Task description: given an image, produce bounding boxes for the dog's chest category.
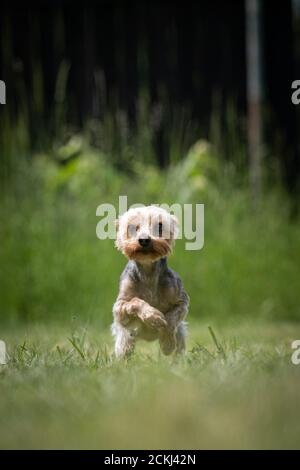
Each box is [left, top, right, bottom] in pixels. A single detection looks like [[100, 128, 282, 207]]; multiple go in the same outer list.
[[134, 278, 176, 313]]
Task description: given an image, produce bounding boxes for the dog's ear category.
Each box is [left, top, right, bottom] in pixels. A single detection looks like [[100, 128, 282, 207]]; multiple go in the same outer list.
[[114, 217, 122, 250], [171, 214, 179, 225], [170, 214, 179, 239]]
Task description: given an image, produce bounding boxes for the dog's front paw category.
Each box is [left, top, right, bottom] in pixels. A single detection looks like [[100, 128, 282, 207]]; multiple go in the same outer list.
[[127, 297, 144, 316], [140, 306, 167, 330]]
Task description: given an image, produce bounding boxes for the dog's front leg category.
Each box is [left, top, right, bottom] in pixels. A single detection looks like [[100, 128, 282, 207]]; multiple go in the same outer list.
[[113, 298, 139, 326], [113, 297, 167, 330], [159, 297, 189, 355], [164, 299, 189, 330]]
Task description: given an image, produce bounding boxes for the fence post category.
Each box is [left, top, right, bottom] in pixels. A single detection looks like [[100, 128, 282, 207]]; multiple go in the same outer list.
[[246, 0, 263, 203]]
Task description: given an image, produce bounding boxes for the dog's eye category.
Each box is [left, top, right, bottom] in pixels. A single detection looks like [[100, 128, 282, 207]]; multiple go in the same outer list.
[[153, 222, 163, 237], [158, 222, 163, 237], [128, 224, 139, 237]]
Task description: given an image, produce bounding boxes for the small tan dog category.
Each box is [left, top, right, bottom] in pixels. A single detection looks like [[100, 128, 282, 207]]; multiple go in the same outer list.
[[112, 205, 189, 358]]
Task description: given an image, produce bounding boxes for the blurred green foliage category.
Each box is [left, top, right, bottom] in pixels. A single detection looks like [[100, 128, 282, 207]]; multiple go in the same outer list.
[[0, 127, 299, 326]]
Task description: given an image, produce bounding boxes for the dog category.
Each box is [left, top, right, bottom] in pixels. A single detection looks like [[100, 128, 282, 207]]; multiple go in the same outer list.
[[111, 205, 189, 358]]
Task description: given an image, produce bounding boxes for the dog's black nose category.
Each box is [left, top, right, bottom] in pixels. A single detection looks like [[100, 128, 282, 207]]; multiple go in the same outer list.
[[139, 237, 151, 247]]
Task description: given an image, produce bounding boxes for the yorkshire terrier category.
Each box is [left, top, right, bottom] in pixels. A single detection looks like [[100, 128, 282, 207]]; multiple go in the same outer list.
[[112, 205, 189, 358]]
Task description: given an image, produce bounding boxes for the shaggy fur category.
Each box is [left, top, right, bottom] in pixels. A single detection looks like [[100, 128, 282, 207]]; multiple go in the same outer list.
[[112, 206, 189, 358]]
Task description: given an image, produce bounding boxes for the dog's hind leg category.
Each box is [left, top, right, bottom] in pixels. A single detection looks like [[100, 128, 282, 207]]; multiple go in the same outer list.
[[175, 322, 187, 354], [111, 323, 135, 359]]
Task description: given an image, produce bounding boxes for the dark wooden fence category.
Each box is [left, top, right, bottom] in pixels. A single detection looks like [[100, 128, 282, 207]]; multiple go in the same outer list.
[[0, 0, 299, 191]]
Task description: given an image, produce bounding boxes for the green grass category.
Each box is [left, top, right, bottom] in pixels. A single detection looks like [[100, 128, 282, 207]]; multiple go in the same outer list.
[[1, 321, 300, 449]]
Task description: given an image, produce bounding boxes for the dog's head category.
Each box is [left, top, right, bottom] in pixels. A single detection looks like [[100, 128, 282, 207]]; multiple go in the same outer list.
[[115, 206, 178, 263]]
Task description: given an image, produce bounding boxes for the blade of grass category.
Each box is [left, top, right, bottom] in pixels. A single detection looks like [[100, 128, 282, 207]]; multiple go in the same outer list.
[[68, 337, 86, 360], [208, 326, 227, 360]]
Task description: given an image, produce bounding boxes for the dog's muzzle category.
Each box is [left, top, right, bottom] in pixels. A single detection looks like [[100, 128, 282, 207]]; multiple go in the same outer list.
[[138, 237, 151, 248]]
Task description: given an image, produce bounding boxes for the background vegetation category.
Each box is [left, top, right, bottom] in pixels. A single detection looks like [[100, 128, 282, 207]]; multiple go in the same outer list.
[[1, 111, 299, 327]]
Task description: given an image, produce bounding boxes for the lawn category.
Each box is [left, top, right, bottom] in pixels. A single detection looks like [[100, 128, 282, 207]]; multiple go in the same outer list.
[[1, 320, 300, 449]]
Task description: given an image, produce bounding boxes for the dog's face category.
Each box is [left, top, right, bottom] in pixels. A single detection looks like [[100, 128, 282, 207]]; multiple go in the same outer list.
[[115, 206, 178, 263]]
